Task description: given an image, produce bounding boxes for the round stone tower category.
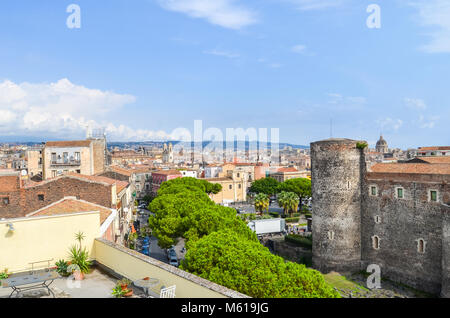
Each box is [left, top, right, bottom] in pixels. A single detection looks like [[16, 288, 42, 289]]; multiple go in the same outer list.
[[310, 138, 365, 273]]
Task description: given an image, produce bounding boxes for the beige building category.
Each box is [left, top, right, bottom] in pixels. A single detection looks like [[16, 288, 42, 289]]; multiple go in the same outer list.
[[270, 167, 308, 183], [42, 139, 106, 180], [26, 148, 43, 178], [206, 169, 249, 205]]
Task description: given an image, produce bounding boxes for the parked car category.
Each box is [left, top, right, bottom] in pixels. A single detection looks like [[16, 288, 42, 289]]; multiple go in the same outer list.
[[169, 256, 179, 267]]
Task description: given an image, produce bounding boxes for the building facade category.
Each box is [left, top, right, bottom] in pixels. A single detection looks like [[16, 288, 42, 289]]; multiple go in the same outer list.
[[42, 139, 106, 180], [310, 138, 450, 297]]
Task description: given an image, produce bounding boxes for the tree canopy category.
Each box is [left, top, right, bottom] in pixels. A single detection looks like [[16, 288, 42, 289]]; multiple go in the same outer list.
[[181, 230, 340, 298], [277, 178, 311, 200], [248, 177, 279, 196], [148, 175, 339, 298]]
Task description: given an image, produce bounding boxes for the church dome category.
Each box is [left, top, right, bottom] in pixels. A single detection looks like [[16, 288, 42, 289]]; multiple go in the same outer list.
[[376, 135, 387, 147]]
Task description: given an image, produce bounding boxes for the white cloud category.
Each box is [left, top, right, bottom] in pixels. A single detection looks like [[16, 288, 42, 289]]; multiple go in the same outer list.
[[203, 49, 240, 58], [0, 79, 172, 141], [327, 93, 367, 109], [418, 114, 440, 129], [411, 0, 450, 53], [157, 0, 257, 30], [376, 117, 403, 132], [291, 44, 307, 54], [404, 97, 427, 110], [287, 0, 345, 11]]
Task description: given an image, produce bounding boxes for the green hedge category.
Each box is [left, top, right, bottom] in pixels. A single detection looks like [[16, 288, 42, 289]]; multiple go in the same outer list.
[[292, 213, 301, 217], [285, 217, 300, 223], [285, 234, 312, 249]]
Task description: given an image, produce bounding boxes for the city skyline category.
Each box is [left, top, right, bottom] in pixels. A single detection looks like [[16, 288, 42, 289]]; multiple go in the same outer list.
[[0, 0, 449, 149]]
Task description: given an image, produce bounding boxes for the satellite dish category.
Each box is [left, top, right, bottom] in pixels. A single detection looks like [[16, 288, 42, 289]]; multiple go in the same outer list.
[[21, 170, 27, 176]]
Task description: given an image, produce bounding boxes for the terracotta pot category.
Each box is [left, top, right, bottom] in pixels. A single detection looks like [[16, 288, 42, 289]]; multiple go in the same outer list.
[[124, 289, 133, 297], [74, 271, 84, 281], [143, 277, 150, 281]]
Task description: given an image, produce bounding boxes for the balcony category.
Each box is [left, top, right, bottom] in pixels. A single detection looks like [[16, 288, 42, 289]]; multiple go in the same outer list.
[[0, 214, 248, 299], [50, 159, 81, 167]]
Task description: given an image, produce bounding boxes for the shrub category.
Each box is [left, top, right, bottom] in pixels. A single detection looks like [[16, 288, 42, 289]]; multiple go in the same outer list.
[[285, 234, 312, 249], [356, 142, 368, 150], [285, 217, 300, 223]]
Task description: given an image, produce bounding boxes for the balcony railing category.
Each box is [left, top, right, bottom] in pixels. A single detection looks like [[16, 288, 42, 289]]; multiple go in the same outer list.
[[50, 159, 81, 166]]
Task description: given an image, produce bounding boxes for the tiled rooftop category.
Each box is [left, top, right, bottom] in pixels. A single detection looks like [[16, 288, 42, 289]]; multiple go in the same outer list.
[[370, 163, 450, 175], [0, 175, 20, 192], [26, 197, 113, 225], [45, 140, 92, 148]]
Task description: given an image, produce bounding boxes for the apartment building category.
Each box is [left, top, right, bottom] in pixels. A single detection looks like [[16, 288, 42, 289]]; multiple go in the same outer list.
[[42, 139, 106, 180]]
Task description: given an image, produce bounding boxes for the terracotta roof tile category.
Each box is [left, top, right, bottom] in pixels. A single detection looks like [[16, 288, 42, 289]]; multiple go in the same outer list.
[[370, 163, 450, 175], [28, 198, 113, 224], [0, 176, 20, 192], [46, 140, 92, 147], [153, 170, 182, 176], [419, 157, 450, 164], [418, 146, 450, 151], [277, 167, 299, 173]]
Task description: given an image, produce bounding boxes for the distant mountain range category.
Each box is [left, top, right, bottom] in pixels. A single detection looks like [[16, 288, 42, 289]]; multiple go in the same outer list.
[[107, 140, 309, 150], [0, 139, 309, 150]]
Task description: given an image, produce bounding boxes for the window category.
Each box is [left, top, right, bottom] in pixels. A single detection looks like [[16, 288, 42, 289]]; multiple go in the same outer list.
[[2, 197, 9, 205], [417, 239, 426, 254], [76, 170, 81, 174], [396, 187, 404, 199], [374, 215, 381, 224], [238, 184, 242, 189], [63, 152, 68, 163], [372, 235, 380, 250], [327, 231, 335, 240], [38, 194, 45, 201], [370, 185, 377, 196], [237, 173, 240, 178], [429, 190, 438, 202], [51, 170, 57, 178], [51, 153, 57, 163], [229, 185, 232, 190]]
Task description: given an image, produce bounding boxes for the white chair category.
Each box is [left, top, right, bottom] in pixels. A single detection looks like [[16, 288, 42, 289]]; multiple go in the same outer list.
[[160, 285, 176, 298]]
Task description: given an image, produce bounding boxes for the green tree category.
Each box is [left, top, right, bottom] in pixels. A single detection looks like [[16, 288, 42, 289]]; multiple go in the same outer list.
[[277, 191, 299, 217], [254, 193, 269, 214], [181, 230, 340, 298], [278, 178, 311, 212], [249, 177, 279, 196]]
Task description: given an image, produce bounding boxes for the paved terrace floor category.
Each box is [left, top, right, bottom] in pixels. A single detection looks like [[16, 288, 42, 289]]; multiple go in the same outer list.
[[0, 267, 155, 298]]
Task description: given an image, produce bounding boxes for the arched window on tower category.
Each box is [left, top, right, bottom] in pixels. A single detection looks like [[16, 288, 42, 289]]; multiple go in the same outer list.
[[417, 239, 426, 254], [372, 235, 380, 250]]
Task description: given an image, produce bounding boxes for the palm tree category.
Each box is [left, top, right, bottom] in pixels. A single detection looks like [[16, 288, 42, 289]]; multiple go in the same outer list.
[[278, 191, 299, 217], [254, 193, 269, 214], [75, 231, 85, 250]]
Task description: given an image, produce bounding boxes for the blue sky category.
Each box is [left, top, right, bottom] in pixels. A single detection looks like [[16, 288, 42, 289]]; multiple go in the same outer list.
[[0, 0, 449, 148]]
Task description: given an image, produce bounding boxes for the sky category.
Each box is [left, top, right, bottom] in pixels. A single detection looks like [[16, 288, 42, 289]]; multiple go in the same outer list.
[[0, 0, 449, 148]]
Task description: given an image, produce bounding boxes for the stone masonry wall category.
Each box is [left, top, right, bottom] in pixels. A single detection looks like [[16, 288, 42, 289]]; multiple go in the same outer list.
[[361, 173, 449, 294], [311, 139, 363, 273]]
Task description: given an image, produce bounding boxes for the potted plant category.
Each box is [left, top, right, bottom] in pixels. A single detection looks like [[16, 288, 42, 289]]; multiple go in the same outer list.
[[117, 278, 133, 296], [112, 285, 126, 298], [66, 264, 84, 280], [55, 260, 70, 277], [0, 269, 9, 282], [67, 231, 92, 280], [118, 278, 132, 290]]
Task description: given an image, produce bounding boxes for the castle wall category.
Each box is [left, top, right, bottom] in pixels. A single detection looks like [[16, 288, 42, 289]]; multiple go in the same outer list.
[[310, 139, 363, 273], [442, 209, 450, 297], [361, 173, 449, 295]]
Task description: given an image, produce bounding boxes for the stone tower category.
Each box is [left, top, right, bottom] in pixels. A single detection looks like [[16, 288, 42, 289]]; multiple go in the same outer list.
[[310, 138, 365, 273], [162, 142, 174, 163]]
